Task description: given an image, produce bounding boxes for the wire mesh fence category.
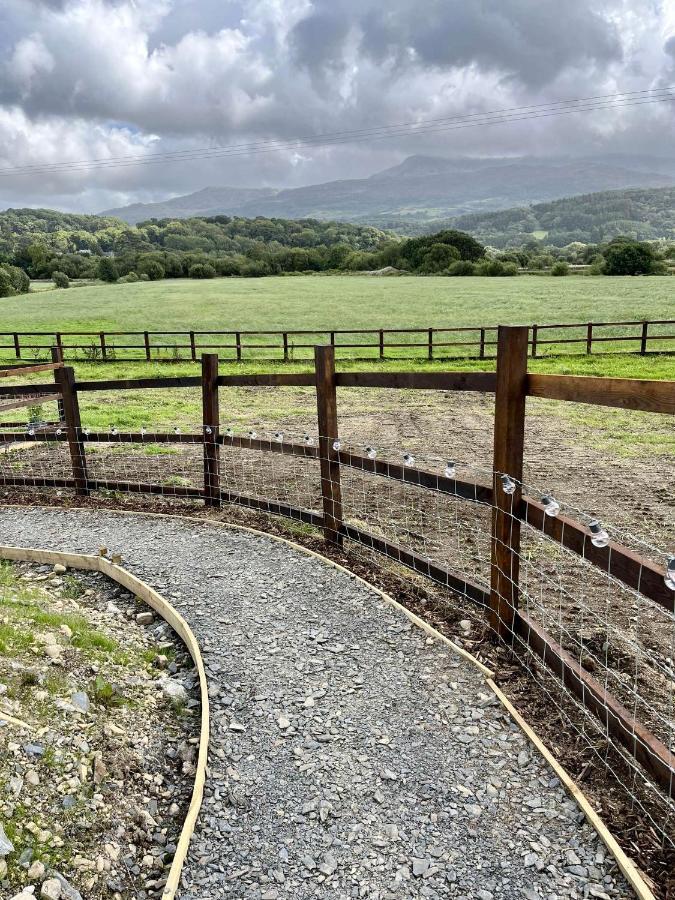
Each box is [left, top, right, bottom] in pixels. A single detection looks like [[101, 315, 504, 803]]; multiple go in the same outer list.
[[0, 424, 673, 858]]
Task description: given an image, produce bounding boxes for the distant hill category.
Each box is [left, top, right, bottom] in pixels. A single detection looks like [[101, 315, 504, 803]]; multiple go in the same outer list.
[[102, 186, 277, 225], [443, 187, 675, 247], [100, 154, 675, 225]]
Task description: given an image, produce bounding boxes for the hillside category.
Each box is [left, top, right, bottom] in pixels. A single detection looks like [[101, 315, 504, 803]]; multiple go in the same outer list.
[[444, 187, 675, 247], [0, 208, 390, 258], [100, 154, 675, 225]]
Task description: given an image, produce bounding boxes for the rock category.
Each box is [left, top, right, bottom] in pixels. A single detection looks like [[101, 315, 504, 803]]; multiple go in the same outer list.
[[0, 822, 14, 856], [459, 619, 472, 631], [44, 646, 62, 662], [276, 715, 291, 729], [154, 654, 169, 670], [565, 849, 581, 866], [60, 624, 72, 640], [93, 753, 107, 785], [40, 880, 62, 899], [28, 860, 46, 879], [50, 873, 82, 900], [11, 891, 36, 900], [517, 750, 530, 767], [318, 853, 337, 876], [70, 691, 90, 714], [412, 858, 430, 877], [136, 612, 154, 626], [53, 564, 67, 575], [159, 678, 188, 703]]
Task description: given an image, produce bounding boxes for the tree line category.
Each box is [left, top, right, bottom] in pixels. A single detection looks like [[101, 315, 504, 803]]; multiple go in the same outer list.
[[0, 207, 671, 296]]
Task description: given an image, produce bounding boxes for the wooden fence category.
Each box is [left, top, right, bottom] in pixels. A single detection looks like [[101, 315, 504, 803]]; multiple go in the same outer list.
[[0, 328, 673, 799], [1, 317, 674, 363]]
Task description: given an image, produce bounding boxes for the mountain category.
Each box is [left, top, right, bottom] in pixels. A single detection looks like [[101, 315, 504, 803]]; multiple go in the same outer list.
[[443, 187, 675, 247], [100, 154, 675, 225], [102, 186, 277, 224]]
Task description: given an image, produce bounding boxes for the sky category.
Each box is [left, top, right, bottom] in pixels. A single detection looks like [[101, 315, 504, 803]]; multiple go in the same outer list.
[[0, 0, 674, 212]]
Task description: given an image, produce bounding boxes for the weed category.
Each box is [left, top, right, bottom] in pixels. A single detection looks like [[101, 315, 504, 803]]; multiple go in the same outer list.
[[91, 675, 123, 707]]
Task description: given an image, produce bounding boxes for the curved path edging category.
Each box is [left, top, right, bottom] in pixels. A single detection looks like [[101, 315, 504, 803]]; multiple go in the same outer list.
[[0, 504, 655, 900], [0, 542, 210, 900]]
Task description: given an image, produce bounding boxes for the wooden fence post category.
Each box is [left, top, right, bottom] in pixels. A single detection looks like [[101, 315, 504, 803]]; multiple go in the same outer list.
[[489, 325, 528, 640], [283, 332, 289, 362], [99, 332, 107, 361], [55, 364, 88, 496], [379, 329, 384, 360], [640, 321, 649, 356], [428, 328, 434, 360], [479, 328, 485, 360], [235, 332, 242, 362], [190, 331, 197, 362], [50, 346, 65, 423], [531, 324, 538, 358], [201, 353, 220, 508], [315, 345, 343, 546], [144, 331, 151, 361], [13, 333, 21, 360], [586, 323, 593, 355]]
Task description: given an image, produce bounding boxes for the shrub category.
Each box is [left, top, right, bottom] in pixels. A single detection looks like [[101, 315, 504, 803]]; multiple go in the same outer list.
[[551, 261, 569, 277], [97, 257, 119, 282], [188, 262, 216, 279], [138, 259, 165, 281], [139, 272, 150, 281], [117, 271, 139, 284], [0, 267, 14, 297], [446, 260, 475, 276], [52, 271, 70, 288], [475, 259, 516, 276], [603, 241, 655, 276]]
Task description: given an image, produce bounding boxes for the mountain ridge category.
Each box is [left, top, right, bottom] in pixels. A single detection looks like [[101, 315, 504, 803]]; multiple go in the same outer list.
[[100, 154, 675, 225]]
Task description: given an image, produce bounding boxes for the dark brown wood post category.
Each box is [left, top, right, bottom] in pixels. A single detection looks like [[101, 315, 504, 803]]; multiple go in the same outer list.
[[13, 333, 21, 360], [51, 346, 65, 423], [144, 331, 151, 361], [640, 321, 648, 356], [586, 323, 593, 355], [201, 353, 220, 508], [55, 365, 89, 496], [531, 324, 538, 358], [235, 332, 242, 362], [379, 329, 384, 360], [190, 331, 197, 361], [329, 331, 335, 346], [56, 333, 63, 360], [489, 325, 528, 640], [283, 332, 289, 362], [428, 328, 433, 360], [315, 345, 343, 546], [99, 332, 107, 361], [479, 328, 486, 360]]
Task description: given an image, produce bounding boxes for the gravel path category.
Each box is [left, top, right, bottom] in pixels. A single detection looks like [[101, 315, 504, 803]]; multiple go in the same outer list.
[[0, 507, 635, 900]]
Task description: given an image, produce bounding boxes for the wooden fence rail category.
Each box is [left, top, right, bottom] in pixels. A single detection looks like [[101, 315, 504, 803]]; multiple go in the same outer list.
[[1, 318, 674, 364], [0, 335, 673, 797]]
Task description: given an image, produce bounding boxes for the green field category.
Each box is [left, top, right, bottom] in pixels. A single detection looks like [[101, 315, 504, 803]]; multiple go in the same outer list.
[[4, 274, 675, 332], [3, 274, 674, 370]]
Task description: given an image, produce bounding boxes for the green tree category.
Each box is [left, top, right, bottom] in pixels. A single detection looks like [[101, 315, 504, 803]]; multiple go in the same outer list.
[[551, 261, 569, 276], [138, 258, 165, 280], [419, 243, 461, 273], [602, 241, 655, 275], [97, 257, 119, 282]]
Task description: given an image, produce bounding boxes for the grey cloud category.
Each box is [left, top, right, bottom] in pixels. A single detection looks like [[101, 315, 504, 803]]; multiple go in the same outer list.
[[292, 0, 622, 86]]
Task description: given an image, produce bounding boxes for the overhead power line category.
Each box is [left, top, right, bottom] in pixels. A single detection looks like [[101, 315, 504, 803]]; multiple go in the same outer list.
[[0, 86, 673, 179]]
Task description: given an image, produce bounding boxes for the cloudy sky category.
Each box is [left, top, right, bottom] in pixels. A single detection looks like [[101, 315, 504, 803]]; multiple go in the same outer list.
[[0, 0, 674, 212]]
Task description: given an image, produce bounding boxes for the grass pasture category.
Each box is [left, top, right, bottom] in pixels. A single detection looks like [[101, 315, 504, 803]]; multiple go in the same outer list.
[[2, 274, 674, 366]]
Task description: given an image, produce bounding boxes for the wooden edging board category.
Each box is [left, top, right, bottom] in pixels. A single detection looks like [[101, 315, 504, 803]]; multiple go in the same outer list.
[[0, 542, 210, 900], [0, 505, 655, 900]]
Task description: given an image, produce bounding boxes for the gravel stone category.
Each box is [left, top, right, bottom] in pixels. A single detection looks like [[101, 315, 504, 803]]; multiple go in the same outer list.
[[0, 508, 636, 900]]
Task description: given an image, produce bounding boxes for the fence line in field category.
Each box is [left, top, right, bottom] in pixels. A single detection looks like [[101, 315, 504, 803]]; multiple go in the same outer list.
[[1, 317, 674, 364]]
